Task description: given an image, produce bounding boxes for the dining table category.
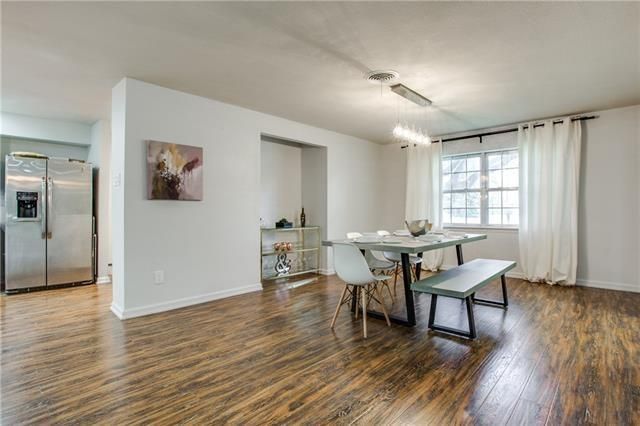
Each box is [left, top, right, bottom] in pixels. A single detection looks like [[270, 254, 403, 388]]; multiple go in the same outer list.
[[322, 233, 487, 326]]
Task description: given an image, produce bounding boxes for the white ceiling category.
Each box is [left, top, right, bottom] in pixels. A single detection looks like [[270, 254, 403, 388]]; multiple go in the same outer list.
[[2, 2, 639, 143]]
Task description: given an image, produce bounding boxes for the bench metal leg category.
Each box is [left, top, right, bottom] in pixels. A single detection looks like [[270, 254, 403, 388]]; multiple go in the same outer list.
[[427, 295, 477, 339], [472, 274, 509, 309], [465, 296, 477, 339], [428, 294, 438, 328]]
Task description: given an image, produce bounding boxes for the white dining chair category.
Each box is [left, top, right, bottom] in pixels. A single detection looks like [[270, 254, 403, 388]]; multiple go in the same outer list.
[[377, 230, 423, 296], [346, 232, 395, 300], [330, 242, 391, 338]]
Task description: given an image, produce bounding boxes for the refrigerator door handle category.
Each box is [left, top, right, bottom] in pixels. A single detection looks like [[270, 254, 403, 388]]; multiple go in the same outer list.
[[41, 177, 47, 239], [47, 177, 53, 239]]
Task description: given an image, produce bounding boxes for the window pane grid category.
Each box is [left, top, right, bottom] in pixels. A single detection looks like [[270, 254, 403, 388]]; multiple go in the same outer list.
[[442, 149, 519, 227]]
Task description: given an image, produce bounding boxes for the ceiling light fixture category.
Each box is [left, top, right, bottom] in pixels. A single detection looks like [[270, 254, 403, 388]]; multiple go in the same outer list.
[[389, 84, 433, 145], [390, 84, 432, 107]]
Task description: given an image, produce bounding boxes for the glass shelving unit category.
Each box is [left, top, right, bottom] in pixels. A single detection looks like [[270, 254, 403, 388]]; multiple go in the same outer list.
[[260, 226, 321, 282]]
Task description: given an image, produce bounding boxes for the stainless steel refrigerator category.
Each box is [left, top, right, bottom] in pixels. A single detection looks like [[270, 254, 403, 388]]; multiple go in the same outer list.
[[2, 154, 94, 292]]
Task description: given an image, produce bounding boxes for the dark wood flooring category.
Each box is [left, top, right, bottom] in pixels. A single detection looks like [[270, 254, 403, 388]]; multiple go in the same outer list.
[[1, 274, 639, 424]]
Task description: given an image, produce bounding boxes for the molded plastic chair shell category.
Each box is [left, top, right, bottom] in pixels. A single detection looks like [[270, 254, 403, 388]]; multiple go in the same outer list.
[[332, 242, 377, 286], [347, 232, 392, 267]]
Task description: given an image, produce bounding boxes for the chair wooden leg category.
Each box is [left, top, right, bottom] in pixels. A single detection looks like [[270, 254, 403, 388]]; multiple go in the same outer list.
[[361, 286, 368, 338], [375, 285, 391, 327], [330, 285, 349, 329], [385, 281, 395, 303]]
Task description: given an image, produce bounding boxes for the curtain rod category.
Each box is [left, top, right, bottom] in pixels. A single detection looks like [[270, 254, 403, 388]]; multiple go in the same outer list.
[[400, 115, 598, 148]]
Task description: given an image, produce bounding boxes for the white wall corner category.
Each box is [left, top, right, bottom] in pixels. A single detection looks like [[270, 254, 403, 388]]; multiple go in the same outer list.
[[110, 303, 125, 319], [113, 283, 263, 320], [318, 269, 335, 276]]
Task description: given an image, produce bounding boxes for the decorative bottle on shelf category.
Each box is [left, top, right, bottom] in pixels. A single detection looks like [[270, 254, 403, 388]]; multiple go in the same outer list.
[[300, 207, 306, 228]]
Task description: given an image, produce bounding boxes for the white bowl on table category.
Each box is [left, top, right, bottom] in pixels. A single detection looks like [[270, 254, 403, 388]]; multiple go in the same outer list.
[[354, 233, 381, 243]]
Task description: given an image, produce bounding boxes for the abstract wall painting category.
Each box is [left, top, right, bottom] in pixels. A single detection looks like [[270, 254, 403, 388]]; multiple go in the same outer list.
[[146, 140, 203, 201]]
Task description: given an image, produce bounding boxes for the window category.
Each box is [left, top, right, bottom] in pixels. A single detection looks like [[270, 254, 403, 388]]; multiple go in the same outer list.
[[442, 149, 519, 227]]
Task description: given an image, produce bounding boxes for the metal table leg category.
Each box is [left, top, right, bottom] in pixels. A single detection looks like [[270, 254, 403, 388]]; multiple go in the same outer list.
[[415, 252, 423, 280], [366, 252, 416, 327], [456, 244, 464, 265]]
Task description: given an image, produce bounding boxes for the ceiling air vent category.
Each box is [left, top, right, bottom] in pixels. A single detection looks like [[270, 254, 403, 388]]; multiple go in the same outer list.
[[365, 70, 400, 85]]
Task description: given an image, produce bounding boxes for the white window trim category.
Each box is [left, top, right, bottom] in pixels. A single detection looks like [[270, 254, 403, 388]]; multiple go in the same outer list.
[[442, 148, 520, 230]]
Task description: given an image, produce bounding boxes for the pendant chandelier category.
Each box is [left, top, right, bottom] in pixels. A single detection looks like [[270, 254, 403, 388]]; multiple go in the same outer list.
[[389, 84, 433, 145], [364, 71, 434, 145]]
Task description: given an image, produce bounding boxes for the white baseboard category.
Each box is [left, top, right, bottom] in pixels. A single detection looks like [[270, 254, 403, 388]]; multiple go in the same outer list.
[[319, 268, 335, 276], [110, 303, 125, 319], [96, 275, 111, 284], [110, 283, 263, 320], [576, 279, 639, 293]]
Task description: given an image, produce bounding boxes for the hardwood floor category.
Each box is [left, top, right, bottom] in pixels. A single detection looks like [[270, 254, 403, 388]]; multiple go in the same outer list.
[[1, 275, 639, 424]]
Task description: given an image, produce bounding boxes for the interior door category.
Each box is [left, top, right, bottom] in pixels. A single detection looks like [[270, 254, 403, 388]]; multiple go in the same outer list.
[[5, 156, 47, 290], [46, 159, 93, 286]]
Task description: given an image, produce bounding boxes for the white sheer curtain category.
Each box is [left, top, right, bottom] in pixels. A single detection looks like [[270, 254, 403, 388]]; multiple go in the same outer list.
[[405, 143, 443, 271], [518, 118, 582, 285]]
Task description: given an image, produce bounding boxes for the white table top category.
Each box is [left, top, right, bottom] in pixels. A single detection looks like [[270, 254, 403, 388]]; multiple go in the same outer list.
[[322, 233, 487, 254]]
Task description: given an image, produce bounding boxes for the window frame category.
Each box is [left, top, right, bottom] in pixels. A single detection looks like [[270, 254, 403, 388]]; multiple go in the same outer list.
[[441, 148, 519, 230]]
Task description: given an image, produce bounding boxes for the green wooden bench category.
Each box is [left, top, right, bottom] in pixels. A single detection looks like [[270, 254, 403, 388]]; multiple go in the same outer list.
[[411, 259, 516, 339]]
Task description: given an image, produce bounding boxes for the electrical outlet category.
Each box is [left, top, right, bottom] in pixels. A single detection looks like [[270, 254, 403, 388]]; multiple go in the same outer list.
[[154, 270, 164, 284]]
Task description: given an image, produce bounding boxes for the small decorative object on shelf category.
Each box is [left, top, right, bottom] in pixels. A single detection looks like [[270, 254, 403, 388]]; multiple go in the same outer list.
[[300, 207, 306, 227], [275, 218, 293, 228], [260, 226, 321, 284], [273, 241, 293, 251], [274, 253, 292, 276]]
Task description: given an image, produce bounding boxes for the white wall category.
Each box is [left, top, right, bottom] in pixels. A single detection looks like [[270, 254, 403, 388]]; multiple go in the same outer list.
[[111, 82, 126, 312], [577, 105, 639, 292], [0, 112, 91, 145], [88, 120, 112, 282], [0, 136, 89, 160], [301, 145, 328, 271], [381, 105, 640, 293], [260, 140, 302, 226], [379, 144, 407, 231], [111, 78, 386, 318]]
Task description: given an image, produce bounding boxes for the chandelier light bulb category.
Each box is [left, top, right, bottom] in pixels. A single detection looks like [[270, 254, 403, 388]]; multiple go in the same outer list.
[[393, 123, 403, 138], [390, 122, 432, 145], [424, 133, 432, 145]]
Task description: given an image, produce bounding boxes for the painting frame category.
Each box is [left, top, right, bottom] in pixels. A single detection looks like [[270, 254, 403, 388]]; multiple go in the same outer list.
[[146, 140, 203, 201]]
